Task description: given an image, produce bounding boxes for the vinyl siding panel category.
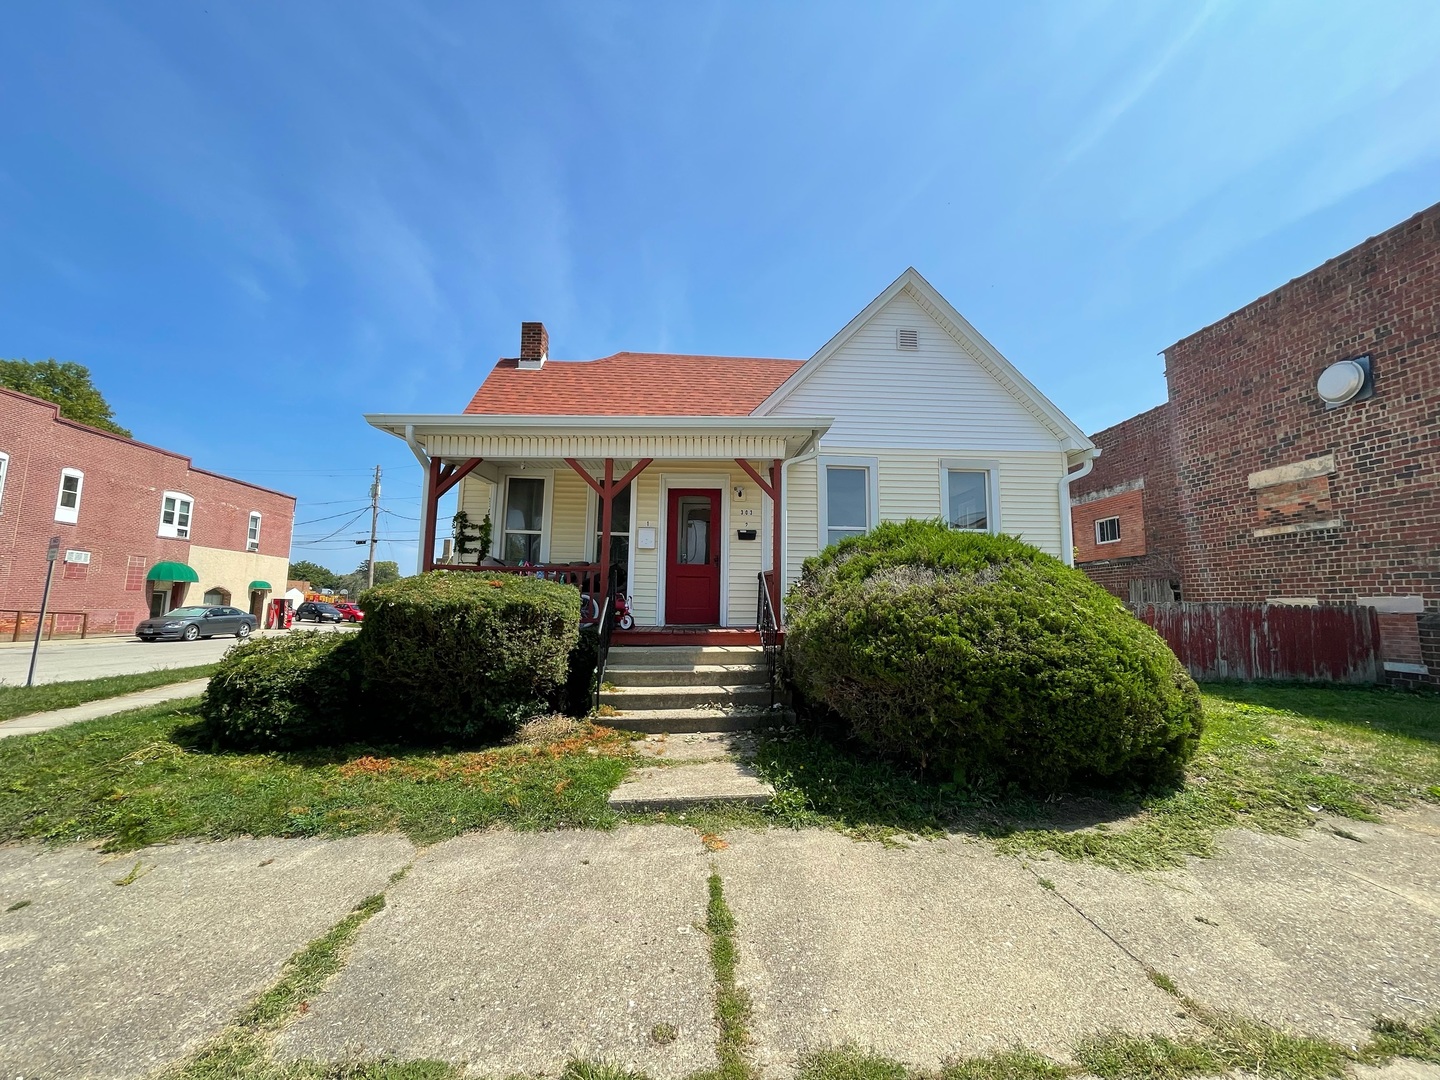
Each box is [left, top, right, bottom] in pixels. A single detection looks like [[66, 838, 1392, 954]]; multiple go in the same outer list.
[[548, 470, 589, 562], [768, 292, 1065, 451]]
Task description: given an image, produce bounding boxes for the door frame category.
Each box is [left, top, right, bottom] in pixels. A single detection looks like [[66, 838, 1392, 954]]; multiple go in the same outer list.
[[656, 473, 730, 626]]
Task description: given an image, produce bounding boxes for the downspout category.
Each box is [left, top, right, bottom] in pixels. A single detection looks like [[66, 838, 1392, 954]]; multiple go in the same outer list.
[[777, 431, 824, 621], [1059, 447, 1100, 567], [405, 424, 432, 576]]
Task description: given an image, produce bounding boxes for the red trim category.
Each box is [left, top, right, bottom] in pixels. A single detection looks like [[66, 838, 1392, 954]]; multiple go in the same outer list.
[[436, 457, 483, 497], [613, 627, 770, 647], [734, 458, 776, 500], [422, 457, 442, 572]]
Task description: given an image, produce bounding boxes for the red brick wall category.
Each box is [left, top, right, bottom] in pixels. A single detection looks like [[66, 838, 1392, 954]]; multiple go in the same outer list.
[[1073, 489, 1147, 564], [0, 389, 295, 634], [1070, 404, 1184, 599], [1162, 203, 1440, 622]]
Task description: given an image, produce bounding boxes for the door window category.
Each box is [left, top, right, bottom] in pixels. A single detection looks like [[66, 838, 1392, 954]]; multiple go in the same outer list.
[[503, 476, 545, 562], [675, 495, 712, 565]]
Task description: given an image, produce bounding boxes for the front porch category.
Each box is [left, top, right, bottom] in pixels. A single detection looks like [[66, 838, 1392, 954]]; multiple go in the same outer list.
[[366, 415, 830, 630]]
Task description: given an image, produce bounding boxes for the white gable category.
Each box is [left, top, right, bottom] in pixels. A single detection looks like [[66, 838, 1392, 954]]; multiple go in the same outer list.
[[756, 271, 1092, 453]]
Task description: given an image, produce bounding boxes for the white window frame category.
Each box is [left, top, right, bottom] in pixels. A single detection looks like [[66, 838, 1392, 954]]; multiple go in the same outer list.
[[940, 459, 1000, 534], [1095, 516, 1122, 544], [497, 471, 553, 563], [0, 450, 8, 515], [55, 468, 84, 524], [818, 455, 879, 548], [247, 511, 262, 551], [158, 491, 194, 539]]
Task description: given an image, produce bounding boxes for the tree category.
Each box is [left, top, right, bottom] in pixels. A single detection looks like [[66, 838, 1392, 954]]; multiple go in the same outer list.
[[336, 560, 401, 596], [287, 560, 340, 591], [0, 359, 131, 437]]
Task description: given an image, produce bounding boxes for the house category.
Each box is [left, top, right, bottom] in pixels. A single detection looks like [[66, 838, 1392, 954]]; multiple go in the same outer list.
[[0, 387, 295, 636], [1071, 202, 1439, 684], [367, 268, 1096, 636]]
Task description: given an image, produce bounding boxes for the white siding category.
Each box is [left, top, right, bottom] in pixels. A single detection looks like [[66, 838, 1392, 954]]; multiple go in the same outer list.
[[548, 469, 589, 562], [768, 291, 1064, 451]]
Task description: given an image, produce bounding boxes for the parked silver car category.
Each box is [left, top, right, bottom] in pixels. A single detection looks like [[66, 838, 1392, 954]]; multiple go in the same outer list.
[[136, 605, 257, 642]]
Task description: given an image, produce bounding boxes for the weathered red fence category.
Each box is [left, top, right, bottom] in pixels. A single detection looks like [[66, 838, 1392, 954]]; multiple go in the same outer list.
[[1130, 602, 1381, 683]]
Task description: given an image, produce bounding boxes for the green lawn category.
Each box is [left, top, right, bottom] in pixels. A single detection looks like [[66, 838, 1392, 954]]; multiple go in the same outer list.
[[0, 664, 219, 722], [0, 682, 1434, 864], [0, 703, 635, 850]]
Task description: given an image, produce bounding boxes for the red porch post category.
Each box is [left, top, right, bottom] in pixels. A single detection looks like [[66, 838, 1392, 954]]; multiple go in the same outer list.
[[598, 458, 614, 614], [422, 456, 442, 572]]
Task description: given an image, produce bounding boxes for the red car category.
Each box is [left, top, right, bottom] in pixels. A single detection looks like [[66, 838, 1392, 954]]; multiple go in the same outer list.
[[333, 602, 364, 623]]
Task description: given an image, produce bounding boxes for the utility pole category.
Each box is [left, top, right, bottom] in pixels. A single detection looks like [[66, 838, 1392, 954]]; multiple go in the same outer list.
[[367, 465, 381, 589]]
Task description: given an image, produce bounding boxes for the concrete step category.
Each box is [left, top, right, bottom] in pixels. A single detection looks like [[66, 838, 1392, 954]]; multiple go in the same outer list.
[[605, 663, 769, 688], [599, 682, 771, 712], [607, 759, 774, 812], [605, 644, 764, 667], [598, 706, 790, 734]]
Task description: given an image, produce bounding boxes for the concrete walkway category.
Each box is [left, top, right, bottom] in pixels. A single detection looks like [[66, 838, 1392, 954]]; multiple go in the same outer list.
[[0, 677, 209, 739], [1, 813, 1437, 1079]]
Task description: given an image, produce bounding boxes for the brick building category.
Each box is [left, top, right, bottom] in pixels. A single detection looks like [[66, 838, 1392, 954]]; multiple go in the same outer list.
[[1071, 202, 1440, 683], [0, 388, 295, 636]]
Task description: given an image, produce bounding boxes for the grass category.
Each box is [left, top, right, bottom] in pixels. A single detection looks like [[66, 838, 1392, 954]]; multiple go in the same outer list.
[[701, 870, 753, 1080], [0, 663, 218, 722], [0, 702, 637, 851], [689, 681, 1439, 870]]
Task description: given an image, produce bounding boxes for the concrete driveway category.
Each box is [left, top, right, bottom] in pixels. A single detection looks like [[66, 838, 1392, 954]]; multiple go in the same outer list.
[[0, 624, 356, 686]]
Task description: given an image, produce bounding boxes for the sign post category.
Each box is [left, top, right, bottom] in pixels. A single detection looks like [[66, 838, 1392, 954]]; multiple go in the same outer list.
[[26, 536, 61, 688]]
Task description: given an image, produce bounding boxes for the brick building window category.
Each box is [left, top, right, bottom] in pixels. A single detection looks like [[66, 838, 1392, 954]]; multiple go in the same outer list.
[[0, 450, 8, 514], [1096, 516, 1121, 544], [247, 511, 262, 551], [125, 555, 147, 592], [55, 468, 83, 524], [159, 492, 193, 539]]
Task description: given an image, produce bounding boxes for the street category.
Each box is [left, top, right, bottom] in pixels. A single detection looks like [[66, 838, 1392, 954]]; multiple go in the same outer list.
[[0, 625, 355, 686]]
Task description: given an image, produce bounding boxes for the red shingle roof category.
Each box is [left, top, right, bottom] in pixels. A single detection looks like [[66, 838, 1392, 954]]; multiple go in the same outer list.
[[464, 352, 805, 416]]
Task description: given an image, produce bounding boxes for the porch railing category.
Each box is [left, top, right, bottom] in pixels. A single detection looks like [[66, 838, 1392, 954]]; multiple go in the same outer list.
[[756, 570, 782, 708], [442, 562, 605, 623], [2, 609, 91, 642]]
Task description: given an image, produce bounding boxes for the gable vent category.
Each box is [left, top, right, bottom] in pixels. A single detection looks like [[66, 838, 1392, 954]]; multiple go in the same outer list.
[[896, 328, 919, 350]]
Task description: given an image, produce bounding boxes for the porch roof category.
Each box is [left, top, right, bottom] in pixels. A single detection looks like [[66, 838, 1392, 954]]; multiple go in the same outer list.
[[365, 413, 833, 461]]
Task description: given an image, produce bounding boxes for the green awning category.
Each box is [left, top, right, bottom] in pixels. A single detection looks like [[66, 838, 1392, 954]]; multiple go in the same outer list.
[[146, 561, 199, 583], [248, 580, 272, 591]]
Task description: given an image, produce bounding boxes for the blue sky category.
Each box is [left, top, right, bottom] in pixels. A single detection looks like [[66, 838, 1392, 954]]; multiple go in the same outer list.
[[3, 2, 1438, 573]]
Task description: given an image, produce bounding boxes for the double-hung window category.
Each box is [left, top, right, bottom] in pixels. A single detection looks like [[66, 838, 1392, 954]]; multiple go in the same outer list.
[[819, 457, 878, 548], [159, 492, 193, 539], [55, 468, 84, 524], [502, 476, 546, 562], [941, 461, 998, 533], [0, 451, 9, 515], [592, 482, 632, 592], [247, 511, 262, 551]]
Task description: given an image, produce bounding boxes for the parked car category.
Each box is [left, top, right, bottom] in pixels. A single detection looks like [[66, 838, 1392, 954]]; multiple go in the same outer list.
[[333, 601, 364, 623], [294, 601, 345, 624], [137, 605, 257, 642]]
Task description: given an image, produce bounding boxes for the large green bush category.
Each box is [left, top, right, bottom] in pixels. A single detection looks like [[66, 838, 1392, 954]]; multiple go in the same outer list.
[[201, 632, 363, 750], [358, 571, 580, 742], [784, 520, 1202, 792]]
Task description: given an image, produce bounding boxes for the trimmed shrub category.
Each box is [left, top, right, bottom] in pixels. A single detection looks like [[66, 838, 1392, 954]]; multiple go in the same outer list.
[[201, 632, 363, 750], [784, 520, 1203, 792], [358, 571, 580, 742]]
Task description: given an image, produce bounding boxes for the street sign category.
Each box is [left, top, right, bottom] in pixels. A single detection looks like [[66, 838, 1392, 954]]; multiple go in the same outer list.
[[29, 537, 63, 686], [46, 536, 60, 562]]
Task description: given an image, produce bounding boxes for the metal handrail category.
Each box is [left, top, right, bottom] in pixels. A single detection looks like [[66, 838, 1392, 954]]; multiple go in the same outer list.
[[593, 564, 621, 711], [3, 609, 90, 642], [755, 570, 781, 708]]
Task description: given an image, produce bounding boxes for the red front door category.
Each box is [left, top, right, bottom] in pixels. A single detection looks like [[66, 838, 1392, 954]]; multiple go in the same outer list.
[[665, 488, 721, 625]]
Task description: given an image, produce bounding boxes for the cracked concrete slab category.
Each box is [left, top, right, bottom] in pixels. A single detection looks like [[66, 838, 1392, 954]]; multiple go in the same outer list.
[[277, 826, 717, 1079], [1034, 808, 1440, 1045], [0, 834, 414, 1080], [714, 829, 1192, 1074]]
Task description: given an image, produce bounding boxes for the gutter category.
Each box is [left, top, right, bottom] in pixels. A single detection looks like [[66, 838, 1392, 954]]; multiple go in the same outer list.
[[405, 424, 432, 576], [777, 433, 825, 620], [1059, 448, 1100, 567]]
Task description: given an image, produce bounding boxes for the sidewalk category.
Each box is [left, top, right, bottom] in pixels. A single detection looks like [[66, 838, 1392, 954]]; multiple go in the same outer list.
[[0, 677, 210, 739]]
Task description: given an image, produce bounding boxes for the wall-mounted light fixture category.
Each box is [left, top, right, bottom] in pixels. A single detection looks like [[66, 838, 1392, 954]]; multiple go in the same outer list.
[[1317, 355, 1373, 407]]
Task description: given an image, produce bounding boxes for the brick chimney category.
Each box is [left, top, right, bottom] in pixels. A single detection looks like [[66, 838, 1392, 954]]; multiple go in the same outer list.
[[518, 322, 548, 369]]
